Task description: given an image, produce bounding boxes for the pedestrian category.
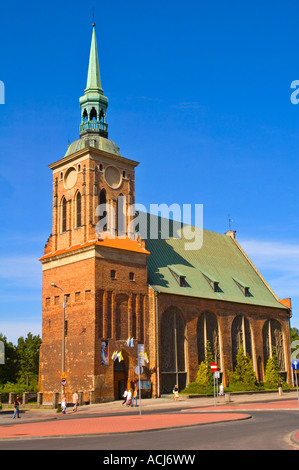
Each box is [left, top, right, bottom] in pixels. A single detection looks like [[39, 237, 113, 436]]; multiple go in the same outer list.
[[173, 384, 179, 401], [219, 384, 224, 396], [72, 391, 79, 412], [12, 394, 20, 419], [126, 388, 132, 406], [131, 386, 138, 407], [61, 395, 67, 414], [122, 388, 128, 405], [278, 381, 282, 396]]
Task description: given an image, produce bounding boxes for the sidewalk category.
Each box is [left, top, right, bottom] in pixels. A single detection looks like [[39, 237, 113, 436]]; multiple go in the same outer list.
[[0, 391, 299, 440]]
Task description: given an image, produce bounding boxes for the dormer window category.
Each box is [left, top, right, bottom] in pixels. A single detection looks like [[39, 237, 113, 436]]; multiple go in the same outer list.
[[201, 271, 220, 293], [168, 266, 186, 287], [233, 278, 251, 297]]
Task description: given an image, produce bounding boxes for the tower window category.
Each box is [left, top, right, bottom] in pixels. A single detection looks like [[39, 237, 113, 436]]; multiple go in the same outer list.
[[110, 270, 116, 280], [76, 191, 82, 228], [83, 109, 88, 122], [90, 107, 97, 121], [61, 197, 67, 232], [123, 170, 126, 178], [129, 272, 135, 281], [78, 164, 81, 172]]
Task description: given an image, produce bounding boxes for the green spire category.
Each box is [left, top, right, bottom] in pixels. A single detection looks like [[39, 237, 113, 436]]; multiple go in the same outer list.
[[79, 23, 108, 138], [86, 24, 102, 92]]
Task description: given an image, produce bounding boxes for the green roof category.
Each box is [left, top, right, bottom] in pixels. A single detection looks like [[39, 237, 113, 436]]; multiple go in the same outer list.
[[144, 218, 287, 310], [64, 135, 121, 158]]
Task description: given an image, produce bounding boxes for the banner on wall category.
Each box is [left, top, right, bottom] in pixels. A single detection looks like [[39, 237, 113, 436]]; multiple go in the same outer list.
[[101, 341, 108, 365]]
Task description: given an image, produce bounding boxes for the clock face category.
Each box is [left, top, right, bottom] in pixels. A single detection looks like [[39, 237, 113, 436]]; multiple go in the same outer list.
[[64, 167, 77, 189], [105, 165, 121, 189]]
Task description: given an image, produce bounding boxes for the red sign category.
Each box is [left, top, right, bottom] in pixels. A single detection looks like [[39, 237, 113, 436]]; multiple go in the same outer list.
[[210, 362, 218, 372]]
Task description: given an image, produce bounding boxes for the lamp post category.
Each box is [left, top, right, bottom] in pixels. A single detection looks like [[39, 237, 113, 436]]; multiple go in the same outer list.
[[51, 283, 66, 398]]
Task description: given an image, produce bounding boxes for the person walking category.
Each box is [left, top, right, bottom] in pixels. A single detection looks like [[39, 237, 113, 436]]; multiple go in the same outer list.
[[61, 395, 67, 414], [126, 388, 132, 406], [173, 385, 179, 401], [72, 391, 79, 412], [278, 381, 282, 396], [131, 386, 138, 407], [12, 395, 20, 419], [122, 388, 128, 405], [219, 384, 224, 396]]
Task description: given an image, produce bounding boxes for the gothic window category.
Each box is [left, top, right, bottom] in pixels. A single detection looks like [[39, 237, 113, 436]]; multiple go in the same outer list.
[[263, 319, 285, 372], [83, 109, 88, 122], [161, 307, 186, 393], [231, 315, 252, 370], [61, 197, 67, 232], [76, 191, 82, 228], [197, 312, 220, 366], [90, 107, 97, 121], [98, 189, 107, 231], [116, 194, 125, 236]]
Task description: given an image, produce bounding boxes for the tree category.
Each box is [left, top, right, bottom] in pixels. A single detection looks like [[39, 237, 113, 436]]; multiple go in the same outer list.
[[228, 345, 256, 389], [195, 341, 214, 389], [16, 333, 42, 388], [264, 349, 282, 386], [196, 361, 210, 388]]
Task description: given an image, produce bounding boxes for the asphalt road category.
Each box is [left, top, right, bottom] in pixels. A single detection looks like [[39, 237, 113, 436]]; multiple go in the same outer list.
[[0, 410, 298, 451]]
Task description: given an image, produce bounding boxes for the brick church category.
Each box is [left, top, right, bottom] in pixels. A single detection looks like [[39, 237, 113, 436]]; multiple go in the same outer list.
[[38, 25, 292, 403]]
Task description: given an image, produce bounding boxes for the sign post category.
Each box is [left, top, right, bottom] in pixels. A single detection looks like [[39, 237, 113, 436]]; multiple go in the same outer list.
[[211, 362, 218, 407], [292, 360, 299, 406], [137, 344, 145, 416]]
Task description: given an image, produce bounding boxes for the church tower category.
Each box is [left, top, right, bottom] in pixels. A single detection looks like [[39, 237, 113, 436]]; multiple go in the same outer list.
[[39, 25, 150, 403]]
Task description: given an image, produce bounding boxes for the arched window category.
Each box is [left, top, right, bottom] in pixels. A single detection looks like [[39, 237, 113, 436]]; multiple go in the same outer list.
[[99, 189, 107, 231], [263, 319, 285, 372], [83, 109, 88, 122], [90, 107, 97, 121], [197, 312, 220, 366], [61, 197, 67, 233], [76, 191, 82, 228], [116, 193, 125, 236], [161, 307, 186, 393], [231, 315, 252, 370]]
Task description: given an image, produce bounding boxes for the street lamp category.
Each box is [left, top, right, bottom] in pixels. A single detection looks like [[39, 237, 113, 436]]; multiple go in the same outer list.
[[51, 283, 66, 398]]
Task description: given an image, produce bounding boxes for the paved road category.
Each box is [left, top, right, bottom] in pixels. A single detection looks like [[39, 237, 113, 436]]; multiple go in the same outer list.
[[0, 410, 298, 450], [1, 392, 299, 450]]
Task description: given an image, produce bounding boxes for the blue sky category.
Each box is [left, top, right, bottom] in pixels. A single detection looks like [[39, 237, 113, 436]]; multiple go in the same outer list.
[[1, 0, 299, 344]]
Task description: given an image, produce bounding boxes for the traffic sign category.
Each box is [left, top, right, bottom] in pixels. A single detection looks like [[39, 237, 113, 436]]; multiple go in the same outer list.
[[61, 372, 67, 379], [210, 362, 218, 372], [61, 378, 67, 386], [134, 365, 143, 375], [292, 360, 299, 371]]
